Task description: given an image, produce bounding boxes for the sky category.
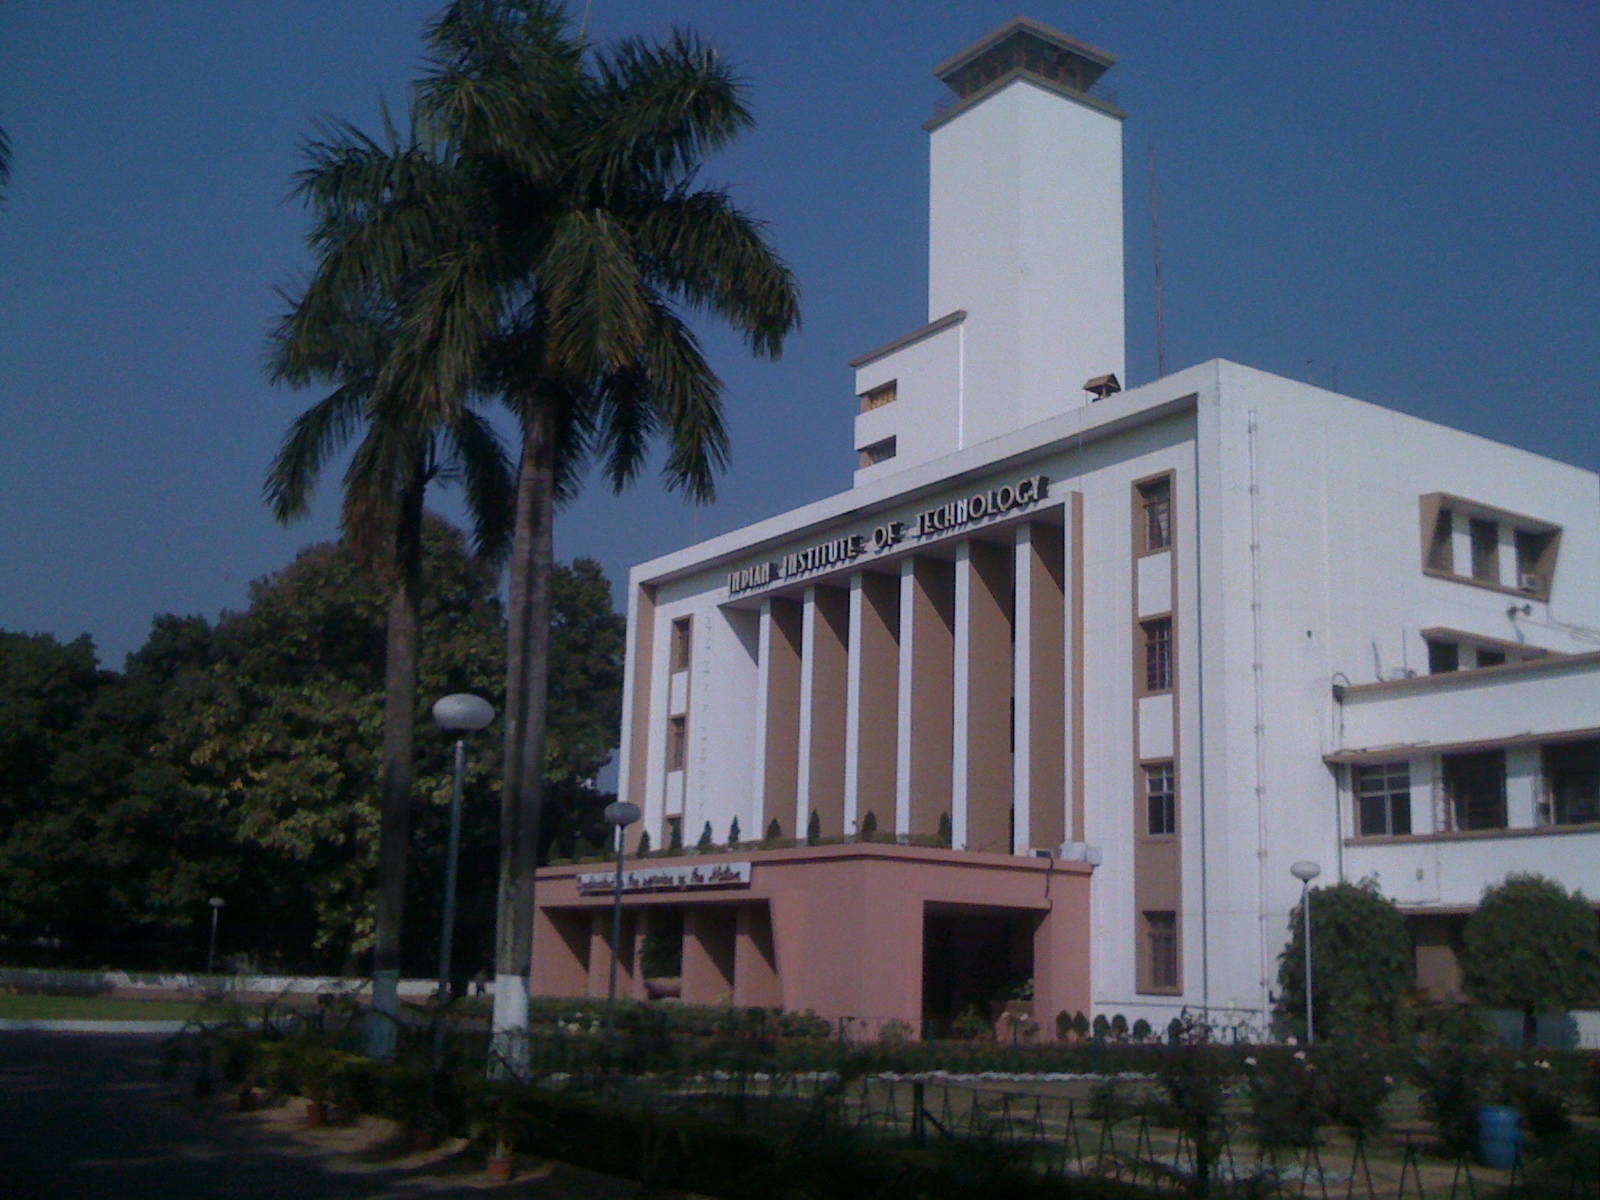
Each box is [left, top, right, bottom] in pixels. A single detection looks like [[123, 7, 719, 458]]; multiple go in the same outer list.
[[2, 1, 1597, 669]]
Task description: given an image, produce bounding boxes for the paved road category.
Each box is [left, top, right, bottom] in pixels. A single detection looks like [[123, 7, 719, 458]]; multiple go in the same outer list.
[[0, 1033, 638, 1199]]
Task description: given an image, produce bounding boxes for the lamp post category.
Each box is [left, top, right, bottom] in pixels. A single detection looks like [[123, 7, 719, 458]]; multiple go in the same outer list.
[[602, 800, 641, 1032], [430, 693, 495, 1063], [206, 896, 224, 976], [1290, 860, 1322, 1046]]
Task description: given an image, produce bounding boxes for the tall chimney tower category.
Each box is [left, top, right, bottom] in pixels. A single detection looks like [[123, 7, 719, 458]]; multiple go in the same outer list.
[[852, 19, 1126, 484]]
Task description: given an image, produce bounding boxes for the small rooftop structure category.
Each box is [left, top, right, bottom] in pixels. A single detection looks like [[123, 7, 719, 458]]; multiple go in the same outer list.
[[933, 16, 1116, 100]]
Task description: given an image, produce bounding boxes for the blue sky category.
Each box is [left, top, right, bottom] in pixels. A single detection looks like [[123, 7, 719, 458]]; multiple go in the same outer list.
[[2, 2, 1596, 667]]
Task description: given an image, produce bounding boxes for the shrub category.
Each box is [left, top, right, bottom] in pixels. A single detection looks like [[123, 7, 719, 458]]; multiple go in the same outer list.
[[1462, 873, 1600, 1048], [1278, 877, 1411, 1042], [1413, 1040, 1498, 1156], [1501, 1055, 1574, 1139], [1314, 1039, 1394, 1135], [766, 818, 782, 841], [728, 817, 741, 846], [859, 811, 879, 841], [697, 821, 714, 849], [1246, 1048, 1323, 1147], [806, 811, 821, 845], [1152, 1013, 1233, 1196]]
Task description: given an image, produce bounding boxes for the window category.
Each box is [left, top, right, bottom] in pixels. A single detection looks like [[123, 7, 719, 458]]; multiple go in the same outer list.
[[1427, 640, 1459, 674], [670, 617, 692, 673], [1139, 477, 1172, 553], [667, 715, 688, 772], [1426, 509, 1454, 572], [1353, 762, 1412, 836], [1145, 761, 1176, 836], [1515, 529, 1556, 594], [1142, 618, 1173, 693], [1475, 648, 1506, 669], [859, 380, 897, 413], [1145, 911, 1179, 990], [1543, 740, 1600, 827], [858, 436, 897, 468], [1469, 518, 1499, 583], [1442, 750, 1506, 830]]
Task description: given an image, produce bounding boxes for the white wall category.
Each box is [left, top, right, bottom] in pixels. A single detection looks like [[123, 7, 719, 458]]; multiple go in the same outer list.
[[927, 77, 1124, 450]]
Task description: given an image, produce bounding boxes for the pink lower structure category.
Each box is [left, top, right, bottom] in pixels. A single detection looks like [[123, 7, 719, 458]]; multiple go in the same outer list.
[[530, 841, 1093, 1039]]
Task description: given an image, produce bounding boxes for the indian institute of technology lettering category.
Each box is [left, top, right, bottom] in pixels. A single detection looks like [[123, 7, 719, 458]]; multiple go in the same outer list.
[[727, 474, 1049, 598]]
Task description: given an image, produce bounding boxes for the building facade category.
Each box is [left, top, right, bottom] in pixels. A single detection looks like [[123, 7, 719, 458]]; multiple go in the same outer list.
[[529, 19, 1600, 1037]]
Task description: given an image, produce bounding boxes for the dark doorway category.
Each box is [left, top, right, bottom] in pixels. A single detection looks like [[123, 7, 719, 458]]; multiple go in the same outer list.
[[922, 904, 1036, 1038]]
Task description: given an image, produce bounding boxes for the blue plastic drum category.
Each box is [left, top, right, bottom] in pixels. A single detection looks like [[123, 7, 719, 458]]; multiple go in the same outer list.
[[1478, 1105, 1521, 1169]]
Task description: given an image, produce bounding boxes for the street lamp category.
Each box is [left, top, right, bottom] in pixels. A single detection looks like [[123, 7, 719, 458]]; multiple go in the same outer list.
[[1290, 860, 1322, 1046], [206, 896, 224, 976], [430, 693, 495, 1061], [602, 800, 641, 1032]]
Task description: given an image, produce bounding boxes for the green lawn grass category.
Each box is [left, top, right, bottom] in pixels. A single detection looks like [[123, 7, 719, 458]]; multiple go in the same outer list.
[[0, 993, 202, 1020]]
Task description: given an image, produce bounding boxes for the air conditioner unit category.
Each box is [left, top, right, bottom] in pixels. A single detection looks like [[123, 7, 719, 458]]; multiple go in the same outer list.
[[1519, 573, 1542, 593]]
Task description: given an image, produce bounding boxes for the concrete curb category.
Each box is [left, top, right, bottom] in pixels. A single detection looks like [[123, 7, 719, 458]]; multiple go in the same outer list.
[[0, 1018, 189, 1033]]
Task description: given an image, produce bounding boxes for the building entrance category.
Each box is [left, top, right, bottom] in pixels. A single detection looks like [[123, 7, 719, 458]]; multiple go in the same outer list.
[[922, 903, 1037, 1038]]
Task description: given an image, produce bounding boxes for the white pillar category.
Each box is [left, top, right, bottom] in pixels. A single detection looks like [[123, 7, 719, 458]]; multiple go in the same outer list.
[[951, 542, 973, 849], [844, 574, 864, 836], [895, 559, 916, 835], [795, 586, 819, 838], [1012, 526, 1035, 855]]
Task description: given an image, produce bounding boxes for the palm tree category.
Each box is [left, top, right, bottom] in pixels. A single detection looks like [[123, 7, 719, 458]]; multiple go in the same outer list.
[[406, 1, 801, 1063], [279, 1, 800, 1067], [266, 112, 513, 1058]]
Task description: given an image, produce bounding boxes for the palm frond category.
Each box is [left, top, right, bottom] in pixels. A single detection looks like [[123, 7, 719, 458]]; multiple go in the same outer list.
[[263, 384, 371, 522], [0, 114, 12, 204], [636, 299, 728, 504], [417, 0, 580, 179], [582, 28, 750, 195], [444, 406, 516, 563], [634, 185, 800, 358], [540, 207, 653, 376]]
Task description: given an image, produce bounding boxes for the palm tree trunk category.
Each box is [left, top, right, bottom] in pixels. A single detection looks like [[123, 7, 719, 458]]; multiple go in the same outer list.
[[367, 462, 427, 1060], [492, 395, 557, 1074]]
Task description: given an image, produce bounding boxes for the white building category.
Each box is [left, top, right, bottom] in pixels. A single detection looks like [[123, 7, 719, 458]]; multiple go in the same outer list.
[[533, 18, 1600, 1035]]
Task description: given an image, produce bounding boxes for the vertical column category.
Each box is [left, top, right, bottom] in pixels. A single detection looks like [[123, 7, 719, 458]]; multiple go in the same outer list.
[[797, 585, 849, 838], [1067, 492, 1086, 840], [847, 572, 901, 834], [760, 598, 802, 839], [1015, 522, 1066, 853], [622, 584, 657, 844], [897, 557, 955, 839], [734, 903, 783, 1007], [955, 539, 1014, 853], [681, 906, 737, 1005]]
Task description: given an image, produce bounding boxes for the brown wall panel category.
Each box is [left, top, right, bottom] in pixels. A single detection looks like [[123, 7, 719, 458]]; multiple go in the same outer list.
[[964, 540, 1014, 853], [909, 558, 955, 837], [763, 598, 803, 831], [857, 572, 901, 823], [807, 585, 850, 837]]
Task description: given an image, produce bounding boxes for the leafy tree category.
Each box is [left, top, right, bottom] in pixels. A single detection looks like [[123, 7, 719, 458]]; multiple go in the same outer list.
[[267, 101, 514, 1050], [1462, 872, 1600, 1046], [389, 0, 800, 1047], [1277, 877, 1411, 1041]]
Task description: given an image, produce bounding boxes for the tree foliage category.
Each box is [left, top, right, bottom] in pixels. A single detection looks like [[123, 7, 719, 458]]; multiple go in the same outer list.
[[0, 524, 622, 976], [1277, 877, 1411, 1041], [1462, 872, 1600, 1038]]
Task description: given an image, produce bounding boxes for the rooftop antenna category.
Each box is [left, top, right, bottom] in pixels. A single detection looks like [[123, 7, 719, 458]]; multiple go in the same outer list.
[[1149, 144, 1167, 379]]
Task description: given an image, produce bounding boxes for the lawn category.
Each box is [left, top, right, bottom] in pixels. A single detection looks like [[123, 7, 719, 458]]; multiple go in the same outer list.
[[0, 993, 202, 1020]]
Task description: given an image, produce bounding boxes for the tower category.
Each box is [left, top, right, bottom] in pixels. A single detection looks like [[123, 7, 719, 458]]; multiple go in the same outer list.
[[853, 18, 1127, 484]]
